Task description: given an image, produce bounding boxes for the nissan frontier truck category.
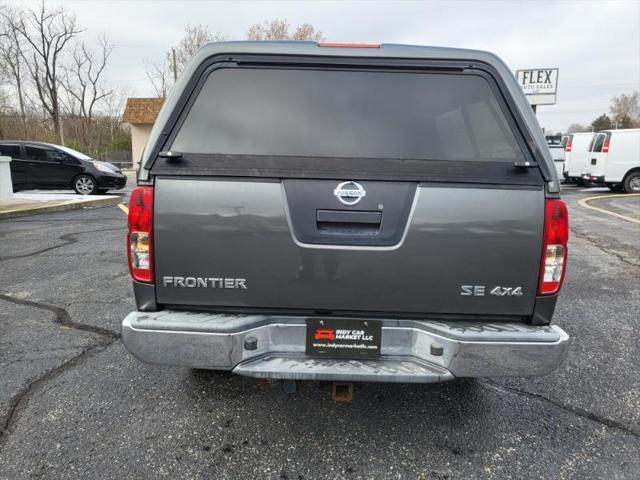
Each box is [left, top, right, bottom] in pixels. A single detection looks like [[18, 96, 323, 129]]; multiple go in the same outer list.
[[122, 42, 570, 385]]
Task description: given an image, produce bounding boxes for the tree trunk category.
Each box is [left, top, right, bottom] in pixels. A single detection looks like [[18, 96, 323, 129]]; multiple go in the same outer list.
[[55, 115, 65, 146], [16, 79, 27, 127]]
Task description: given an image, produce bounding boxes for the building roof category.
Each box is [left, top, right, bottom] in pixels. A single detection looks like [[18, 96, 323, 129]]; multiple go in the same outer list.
[[122, 98, 164, 125]]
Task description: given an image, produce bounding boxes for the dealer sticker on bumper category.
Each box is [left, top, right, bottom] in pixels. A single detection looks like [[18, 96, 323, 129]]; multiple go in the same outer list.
[[305, 318, 382, 358]]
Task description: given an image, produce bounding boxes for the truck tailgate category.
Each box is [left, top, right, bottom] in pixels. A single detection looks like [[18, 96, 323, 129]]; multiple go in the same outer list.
[[153, 177, 543, 316]]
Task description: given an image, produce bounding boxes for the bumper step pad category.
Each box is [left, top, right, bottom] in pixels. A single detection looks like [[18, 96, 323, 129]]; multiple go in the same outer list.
[[233, 354, 454, 383]]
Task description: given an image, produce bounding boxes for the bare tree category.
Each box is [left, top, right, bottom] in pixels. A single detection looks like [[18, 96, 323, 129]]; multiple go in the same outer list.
[[0, 6, 29, 123], [104, 87, 130, 140], [566, 123, 591, 134], [145, 24, 223, 96], [292, 23, 325, 41], [247, 19, 324, 41], [144, 58, 171, 98], [144, 20, 323, 97], [0, 4, 129, 159], [8, 2, 82, 144], [610, 91, 640, 127], [171, 24, 224, 76], [247, 19, 289, 41], [62, 35, 113, 146]]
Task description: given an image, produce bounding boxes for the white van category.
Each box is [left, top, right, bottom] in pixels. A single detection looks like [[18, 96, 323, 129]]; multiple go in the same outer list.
[[584, 128, 640, 192], [549, 145, 565, 180], [546, 136, 566, 181], [562, 132, 593, 184]]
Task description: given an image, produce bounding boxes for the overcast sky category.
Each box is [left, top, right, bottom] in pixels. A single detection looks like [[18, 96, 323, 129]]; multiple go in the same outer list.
[[20, 0, 640, 132]]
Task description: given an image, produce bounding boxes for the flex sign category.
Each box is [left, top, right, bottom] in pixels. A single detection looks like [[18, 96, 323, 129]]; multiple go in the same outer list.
[[515, 68, 559, 106]]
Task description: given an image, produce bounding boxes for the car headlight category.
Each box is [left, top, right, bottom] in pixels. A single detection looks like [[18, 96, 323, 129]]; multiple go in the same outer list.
[[93, 161, 116, 174]]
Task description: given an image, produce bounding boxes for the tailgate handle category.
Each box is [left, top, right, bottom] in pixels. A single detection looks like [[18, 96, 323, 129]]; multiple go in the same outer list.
[[316, 210, 382, 236]]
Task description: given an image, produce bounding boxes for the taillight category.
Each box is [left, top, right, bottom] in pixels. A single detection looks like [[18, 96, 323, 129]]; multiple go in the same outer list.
[[565, 138, 573, 152], [538, 199, 568, 295], [128, 186, 154, 283], [602, 139, 610, 153], [318, 43, 380, 48]]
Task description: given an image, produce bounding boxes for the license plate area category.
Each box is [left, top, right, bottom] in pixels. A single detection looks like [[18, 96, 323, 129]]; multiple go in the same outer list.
[[305, 318, 382, 358]]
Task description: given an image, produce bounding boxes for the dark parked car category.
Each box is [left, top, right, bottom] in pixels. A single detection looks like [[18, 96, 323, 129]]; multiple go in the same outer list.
[[0, 141, 127, 194]]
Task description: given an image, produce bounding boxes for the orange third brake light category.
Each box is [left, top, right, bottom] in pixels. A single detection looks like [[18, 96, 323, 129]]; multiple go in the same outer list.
[[318, 43, 380, 48]]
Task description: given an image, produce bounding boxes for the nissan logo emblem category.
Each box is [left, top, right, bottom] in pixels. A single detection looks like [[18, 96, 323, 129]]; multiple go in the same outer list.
[[334, 181, 366, 206]]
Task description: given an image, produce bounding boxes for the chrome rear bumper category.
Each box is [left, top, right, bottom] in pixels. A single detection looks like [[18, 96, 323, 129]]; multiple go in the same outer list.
[[122, 311, 570, 383]]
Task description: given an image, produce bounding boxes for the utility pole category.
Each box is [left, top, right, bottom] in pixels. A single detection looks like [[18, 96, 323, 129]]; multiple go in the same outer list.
[[172, 48, 178, 82]]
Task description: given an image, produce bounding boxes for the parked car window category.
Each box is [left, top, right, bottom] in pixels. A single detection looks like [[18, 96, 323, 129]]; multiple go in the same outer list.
[[47, 149, 68, 162], [172, 68, 526, 162], [0, 144, 21, 159], [57, 145, 92, 160], [25, 146, 66, 162], [25, 146, 49, 161]]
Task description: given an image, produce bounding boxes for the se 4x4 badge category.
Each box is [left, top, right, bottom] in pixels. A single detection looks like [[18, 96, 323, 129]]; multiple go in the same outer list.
[[460, 285, 524, 297]]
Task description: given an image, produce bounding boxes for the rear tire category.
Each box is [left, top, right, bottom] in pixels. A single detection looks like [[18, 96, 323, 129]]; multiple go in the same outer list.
[[73, 175, 97, 195], [623, 172, 640, 194]]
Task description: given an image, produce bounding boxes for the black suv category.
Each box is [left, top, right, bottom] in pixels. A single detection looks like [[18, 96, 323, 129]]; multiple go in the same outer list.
[[0, 141, 127, 194]]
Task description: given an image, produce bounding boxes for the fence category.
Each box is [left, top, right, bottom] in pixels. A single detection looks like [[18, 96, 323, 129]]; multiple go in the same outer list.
[[94, 150, 133, 169]]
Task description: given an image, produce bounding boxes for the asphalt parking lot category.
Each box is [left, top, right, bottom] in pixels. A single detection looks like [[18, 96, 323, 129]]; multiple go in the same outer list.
[[1, 185, 639, 479]]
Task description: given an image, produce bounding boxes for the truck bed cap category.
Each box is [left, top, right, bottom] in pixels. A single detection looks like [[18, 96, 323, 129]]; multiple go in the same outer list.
[[139, 41, 557, 192]]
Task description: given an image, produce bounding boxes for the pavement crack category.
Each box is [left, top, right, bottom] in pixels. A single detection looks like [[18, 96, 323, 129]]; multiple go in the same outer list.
[[0, 341, 116, 449], [0, 293, 120, 448], [0, 226, 124, 262], [0, 293, 120, 339], [570, 227, 640, 268], [481, 380, 640, 438], [2, 347, 88, 368]]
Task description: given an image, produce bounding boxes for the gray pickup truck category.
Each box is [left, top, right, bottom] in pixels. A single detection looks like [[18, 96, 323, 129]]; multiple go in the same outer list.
[[122, 42, 570, 385]]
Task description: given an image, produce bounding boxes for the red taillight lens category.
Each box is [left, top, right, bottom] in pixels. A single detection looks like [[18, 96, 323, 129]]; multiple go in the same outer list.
[[602, 140, 610, 153], [538, 199, 568, 295], [565, 138, 573, 152], [127, 186, 154, 283]]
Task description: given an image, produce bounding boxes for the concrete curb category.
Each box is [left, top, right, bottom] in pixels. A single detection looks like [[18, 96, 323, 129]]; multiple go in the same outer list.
[[0, 195, 122, 219]]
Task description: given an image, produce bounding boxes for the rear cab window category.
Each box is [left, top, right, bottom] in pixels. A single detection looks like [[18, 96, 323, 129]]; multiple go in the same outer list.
[[172, 68, 525, 162], [153, 62, 542, 186]]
